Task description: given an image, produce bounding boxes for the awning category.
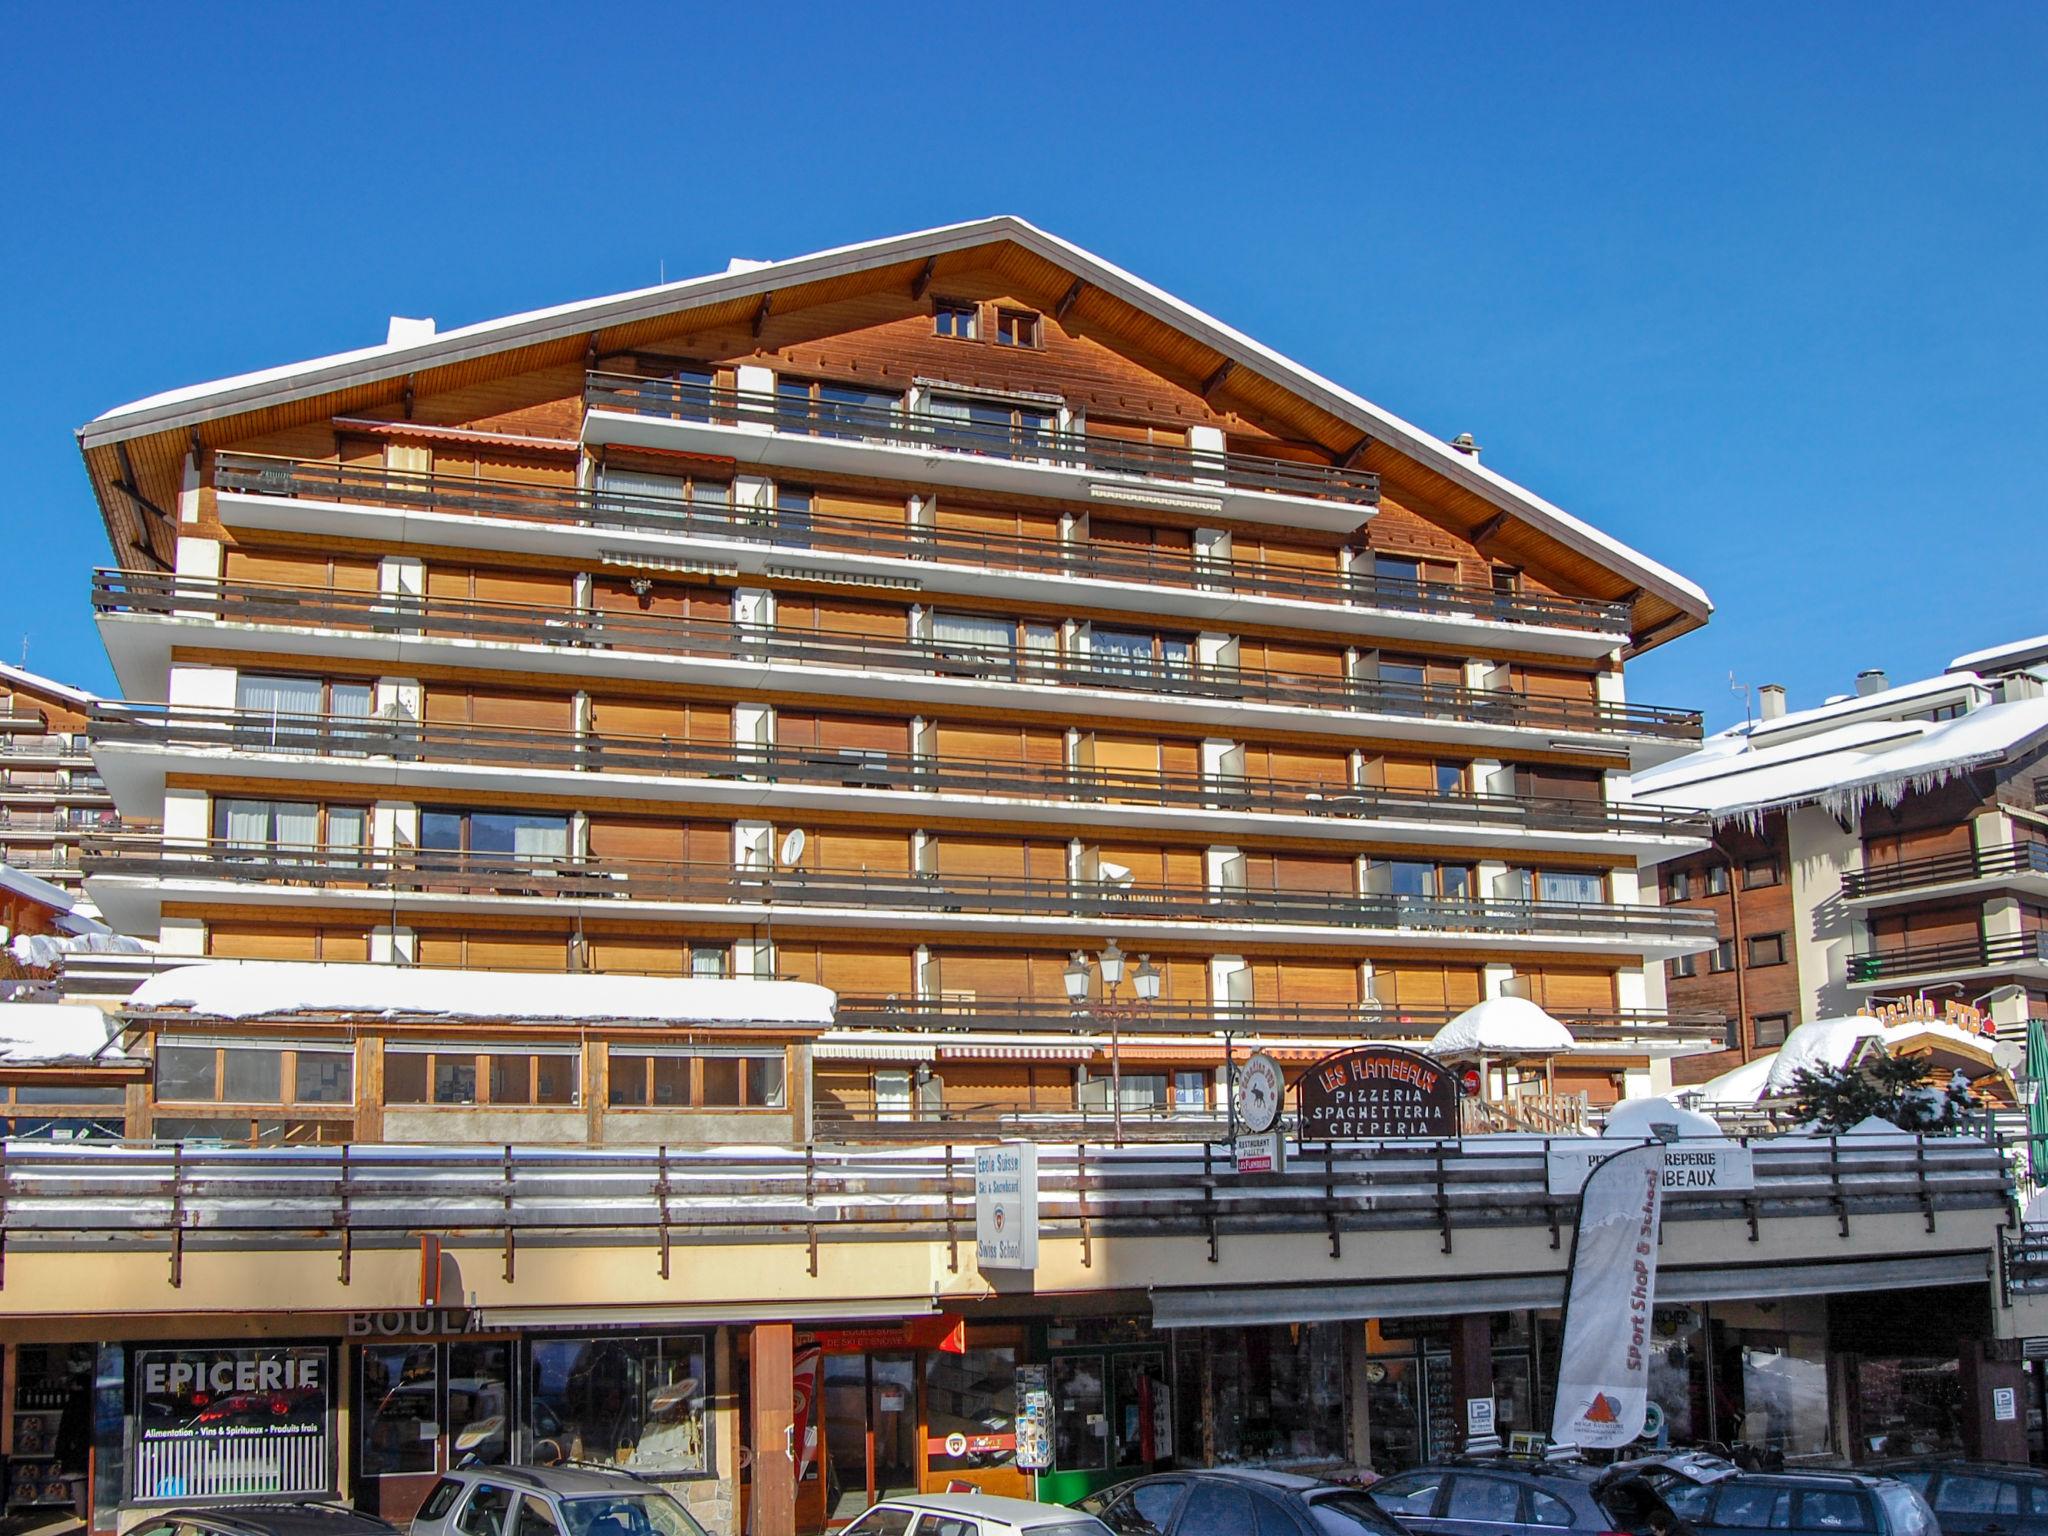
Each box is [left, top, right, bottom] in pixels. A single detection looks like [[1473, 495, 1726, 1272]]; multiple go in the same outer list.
[[480, 1297, 938, 1330], [812, 1041, 937, 1063], [1149, 1251, 1992, 1329], [939, 1043, 1096, 1062]]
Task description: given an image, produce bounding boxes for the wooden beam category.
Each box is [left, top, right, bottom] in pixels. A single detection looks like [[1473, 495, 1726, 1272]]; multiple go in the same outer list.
[[1054, 278, 1086, 322], [911, 257, 937, 300], [751, 293, 773, 339], [1200, 360, 1236, 398], [1471, 511, 1511, 545], [1337, 435, 1373, 471]]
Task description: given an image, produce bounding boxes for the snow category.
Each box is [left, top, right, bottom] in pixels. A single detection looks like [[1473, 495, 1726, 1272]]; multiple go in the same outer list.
[[83, 217, 1709, 622], [0, 661, 101, 712], [1950, 634, 2048, 675], [128, 961, 837, 1027], [1603, 1095, 1725, 1140], [0, 864, 109, 936], [9, 931, 149, 970], [1695, 1055, 1776, 1105], [1428, 995, 1576, 1055], [1690, 1015, 1999, 1106], [0, 1003, 124, 1063]]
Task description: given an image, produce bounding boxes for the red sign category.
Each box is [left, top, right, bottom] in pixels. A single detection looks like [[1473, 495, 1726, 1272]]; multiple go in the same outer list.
[[807, 1314, 965, 1355]]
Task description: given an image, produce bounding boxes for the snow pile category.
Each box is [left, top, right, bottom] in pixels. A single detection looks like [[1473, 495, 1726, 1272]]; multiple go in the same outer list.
[[1695, 1054, 1775, 1106], [129, 962, 837, 1028], [1693, 1015, 1999, 1107], [1604, 1095, 1725, 1140], [0, 1003, 124, 1063], [9, 931, 150, 970], [1428, 995, 1575, 1056]]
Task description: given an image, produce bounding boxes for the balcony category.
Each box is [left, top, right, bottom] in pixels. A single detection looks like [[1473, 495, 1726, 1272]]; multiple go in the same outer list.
[[213, 452, 1631, 651], [1841, 842, 2048, 907], [93, 572, 1703, 751], [89, 704, 1708, 858], [82, 836, 1718, 955], [581, 373, 1382, 533], [1849, 930, 2048, 986]]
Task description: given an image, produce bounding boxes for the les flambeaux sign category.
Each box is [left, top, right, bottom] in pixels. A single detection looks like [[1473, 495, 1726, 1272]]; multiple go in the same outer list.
[[1296, 1045, 1459, 1140]]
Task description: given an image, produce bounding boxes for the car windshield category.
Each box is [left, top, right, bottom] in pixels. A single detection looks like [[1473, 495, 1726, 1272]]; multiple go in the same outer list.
[[1309, 1491, 1409, 1535], [559, 1493, 708, 1536]]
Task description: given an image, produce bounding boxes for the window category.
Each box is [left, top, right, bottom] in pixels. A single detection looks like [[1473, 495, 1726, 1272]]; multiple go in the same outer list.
[[420, 808, 570, 862], [689, 944, 729, 978], [932, 611, 1016, 658], [1370, 1474, 1447, 1519], [925, 392, 1055, 459], [456, 1484, 516, 1536], [1794, 1492, 1873, 1532], [1670, 953, 1699, 980], [1445, 1477, 1522, 1522], [217, 798, 320, 851], [842, 1512, 915, 1536], [1710, 939, 1737, 973], [1435, 761, 1468, 796], [1705, 864, 1730, 895], [933, 299, 978, 340], [235, 673, 373, 752], [774, 484, 813, 545], [386, 1047, 580, 1107], [595, 467, 730, 524], [779, 378, 901, 441], [1668, 870, 1693, 902], [913, 1517, 979, 1536], [1172, 1070, 1208, 1113], [1748, 932, 1787, 967], [1712, 1486, 1791, 1530], [1386, 861, 1473, 900], [1491, 565, 1522, 595], [419, 1482, 463, 1522], [994, 308, 1040, 347], [527, 1333, 711, 1475], [1176, 1482, 1257, 1536], [1505, 868, 1607, 904], [153, 1041, 352, 1107], [606, 1047, 786, 1109], [1744, 856, 1782, 888], [1090, 628, 1193, 684], [1102, 1481, 1183, 1534], [1527, 1490, 1576, 1527], [513, 1496, 561, 1536]]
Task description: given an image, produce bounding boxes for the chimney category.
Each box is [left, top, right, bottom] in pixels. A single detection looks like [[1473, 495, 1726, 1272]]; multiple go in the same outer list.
[[386, 316, 437, 347], [1758, 684, 1787, 721], [1449, 432, 1482, 461], [1856, 668, 1890, 698]]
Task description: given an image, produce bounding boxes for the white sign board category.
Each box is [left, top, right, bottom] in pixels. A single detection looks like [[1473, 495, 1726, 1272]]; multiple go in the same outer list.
[[1233, 1132, 1283, 1175], [1995, 1386, 2019, 1422], [1547, 1141, 1753, 1197], [1467, 1397, 1496, 1437], [976, 1141, 1039, 1271]]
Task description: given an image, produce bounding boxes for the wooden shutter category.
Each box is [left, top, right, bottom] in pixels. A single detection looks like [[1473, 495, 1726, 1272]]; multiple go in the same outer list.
[[206, 921, 319, 960], [1516, 666, 1598, 702], [1268, 959, 1362, 1005], [813, 945, 915, 995], [471, 569, 572, 607], [1093, 736, 1162, 776], [815, 489, 906, 527], [938, 838, 1029, 879], [1265, 853, 1355, 893], [470, 691, 573, 731], [1261, 745, 1351, 786], [589, 697, 692, 741], [593, 578, 730, 621], [1520, 967, 1618, 1011], [814, 714, 910, 753], [811, 829, 910, 874], [1524, 766, 1605, 802], [931, 950, 1033, 998], [226, 550, 334, 588], [586, 936, 685, 975]]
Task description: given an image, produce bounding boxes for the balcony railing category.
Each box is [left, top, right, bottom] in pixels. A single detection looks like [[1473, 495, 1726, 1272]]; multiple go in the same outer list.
[[0, 808, 63, 831], [583, 373, 1384, 507], [214, 452, 1630, 637], [91, 704, 1705, 842], [94, 572, 1703, 741], [831, 995, 1726, 1043], [1850, 930, 2048, 982], [1842, 842, 2048, 901], [83, 836, 1718, 944]]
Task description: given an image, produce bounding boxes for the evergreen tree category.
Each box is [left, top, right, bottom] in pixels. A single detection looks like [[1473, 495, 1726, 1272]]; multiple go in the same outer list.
[[1786, 1051, 1975, 1133]]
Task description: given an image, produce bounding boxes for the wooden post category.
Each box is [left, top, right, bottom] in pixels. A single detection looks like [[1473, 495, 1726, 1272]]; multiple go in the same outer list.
[[1447, 1314, 1495, 1453], [751, 1323, 797, 1536]]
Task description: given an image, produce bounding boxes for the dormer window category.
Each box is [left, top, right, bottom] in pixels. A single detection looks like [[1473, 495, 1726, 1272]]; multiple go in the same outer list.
[[933, 299, 978, 340]]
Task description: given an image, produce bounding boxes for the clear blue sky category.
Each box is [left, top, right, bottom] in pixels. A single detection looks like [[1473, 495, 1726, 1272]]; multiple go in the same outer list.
[[3, 2, 2041, 729]]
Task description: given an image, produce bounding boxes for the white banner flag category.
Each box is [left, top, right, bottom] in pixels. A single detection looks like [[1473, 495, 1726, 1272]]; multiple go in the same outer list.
[[1550, 1142, 1665, 1449]]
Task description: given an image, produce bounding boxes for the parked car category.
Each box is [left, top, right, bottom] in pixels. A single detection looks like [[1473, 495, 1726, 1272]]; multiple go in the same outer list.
[[409, 1464, 709, 1536], [1368, 1459, 1637, 1536], [1658, 1470, 1938, 1536], [1088, 1467, 1412, 1535], [841, 1491, 1115, 1536], [1861, 1461, 2048, 1536], [128, 1507, 400, 1536]]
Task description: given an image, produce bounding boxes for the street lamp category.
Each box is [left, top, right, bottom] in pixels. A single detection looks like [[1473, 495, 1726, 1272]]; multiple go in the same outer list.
[[1064, 941, 1158, 1146]]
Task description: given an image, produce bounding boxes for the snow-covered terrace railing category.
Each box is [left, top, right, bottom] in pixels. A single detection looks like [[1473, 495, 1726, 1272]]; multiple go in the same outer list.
[[0, 1135, 2009, 1288]]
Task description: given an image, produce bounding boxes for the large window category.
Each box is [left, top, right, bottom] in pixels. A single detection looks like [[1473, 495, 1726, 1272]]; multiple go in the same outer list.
[[527, 1334, 711, 1476], [420, 809, 570, 862], [218, 799, 366, 859], [925, 393, 1054, 459], [133, 1345, 333, 1501], [154, 1041, 354, 1107], [385, 1046, 579, 1107], [1090, 628, 1192, 684], [924, 1348, 1017, 1477], [236, 674, 374, 754], [1506, 868, 1607, 904], [780, 378, 900, 441], [606, 1046, 786, 1109], [1385, 861, 1474, 900], [595, 467, 731, 524]]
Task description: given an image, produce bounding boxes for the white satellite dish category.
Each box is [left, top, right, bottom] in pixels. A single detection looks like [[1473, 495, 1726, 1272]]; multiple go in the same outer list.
[[778, 828, 807, 867]]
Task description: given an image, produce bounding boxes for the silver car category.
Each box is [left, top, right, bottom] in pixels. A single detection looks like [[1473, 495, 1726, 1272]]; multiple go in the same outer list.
[[840, 1492, 1114, 1536], [410, 1464, 708, 1536]]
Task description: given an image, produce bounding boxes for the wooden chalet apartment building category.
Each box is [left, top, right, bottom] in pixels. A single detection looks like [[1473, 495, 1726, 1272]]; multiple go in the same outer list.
[[74, 215, 1724, 1142], [0, 663, 119, 905]]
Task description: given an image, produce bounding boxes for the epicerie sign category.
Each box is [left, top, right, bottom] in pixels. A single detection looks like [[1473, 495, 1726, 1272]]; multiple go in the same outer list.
[[975, 1141, 1039, 1271], [1546, 1142, 1754, 1197], [140, 1353, 323, 1396]]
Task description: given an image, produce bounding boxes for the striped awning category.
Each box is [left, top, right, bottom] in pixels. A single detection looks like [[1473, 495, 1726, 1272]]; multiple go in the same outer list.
[[812, 1040, 936, 1063], [939, 1043, 1096, 1062]]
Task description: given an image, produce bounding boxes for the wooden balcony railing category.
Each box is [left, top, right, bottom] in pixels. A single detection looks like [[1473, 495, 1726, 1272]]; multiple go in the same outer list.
[[1841, 842, 2048, 901], [583, 373, 1384, 506], [1850, 930, 2048, 982], [214, 452, 1631, 637], [91, 704, 1705, 842], [94, 572, 1704, 741], [82, 836, 1719, 944]]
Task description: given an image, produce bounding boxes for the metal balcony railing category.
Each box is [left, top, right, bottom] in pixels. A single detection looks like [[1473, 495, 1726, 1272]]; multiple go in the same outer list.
[[93, 572, 1703, 741], [82, 836, 1719, 943], [214, 452, 1631, 637], [1850, 930, 2048, 982], [1841, 842, 2048, 901], [90, 704, 1705, 842], [0, 1138, 2009, 1283], [583, 373, 1384, 507], [0, 808, 63, 832]]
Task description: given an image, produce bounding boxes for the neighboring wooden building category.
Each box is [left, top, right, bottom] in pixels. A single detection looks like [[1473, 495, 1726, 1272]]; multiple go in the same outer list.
[[76, 217, 1721, 1135], [0, 663, 119, 904], [1639, 643, 2048, 1083]]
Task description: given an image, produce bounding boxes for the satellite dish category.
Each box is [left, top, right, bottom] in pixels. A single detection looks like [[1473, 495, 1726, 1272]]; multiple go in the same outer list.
[[778, 828, 807, 867]]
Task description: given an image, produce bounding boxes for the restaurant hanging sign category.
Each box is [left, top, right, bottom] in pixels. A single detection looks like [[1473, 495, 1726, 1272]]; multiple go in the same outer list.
[[1296, 1045, 1459, 1140]]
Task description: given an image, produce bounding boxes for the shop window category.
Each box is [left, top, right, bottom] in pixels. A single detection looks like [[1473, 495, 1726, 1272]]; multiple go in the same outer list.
[[1855, 1355, 1964, 1457], [923, 1348, 1018, 1479], [526, 1334, 710, 1475], [132, 1345, 333, 1500], [154, 1042, 349, 1107], [1202, 1322, 1346, 1466]]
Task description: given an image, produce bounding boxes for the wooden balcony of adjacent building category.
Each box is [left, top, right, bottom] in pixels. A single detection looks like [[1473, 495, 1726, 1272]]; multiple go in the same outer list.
[[1840, 841, 2048, 909], [88, 703, 1709, 860], [212, 450, 1632, 656], [93, 571, 1703, 753], [79, 835, 1719, 955]]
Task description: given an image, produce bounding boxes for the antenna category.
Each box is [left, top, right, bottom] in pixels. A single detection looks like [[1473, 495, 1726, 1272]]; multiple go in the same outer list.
[[1728, 671, 1753, 727]]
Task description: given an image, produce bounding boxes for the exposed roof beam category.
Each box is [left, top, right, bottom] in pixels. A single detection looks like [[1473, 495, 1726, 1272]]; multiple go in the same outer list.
[[1337, 436, 1373, 471], [1053, 278, 1086, 322], [1471, 511, 1511, 544], [751, 294, 773, 339], [1200, 360, 1235, 398], [911, 257, 937, 300]]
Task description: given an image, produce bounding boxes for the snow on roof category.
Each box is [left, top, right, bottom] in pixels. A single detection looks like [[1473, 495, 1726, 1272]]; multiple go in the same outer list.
[[1951, 633, 2048, 676], [9, 931, 150, 970], [1694, 1054, 1775, 1106], [81, 216, 1708, 623], [0, 661, 101, 712], [127, 961, 836, 1027], [0, 863, 108, 936], [1603, 1095, 1725, 1140], [0, 1003, 126, 1064], [1694, 1015, 1999, 1106], [1428, 995, 1576, 1056], [1630, 691, 2048, 825]]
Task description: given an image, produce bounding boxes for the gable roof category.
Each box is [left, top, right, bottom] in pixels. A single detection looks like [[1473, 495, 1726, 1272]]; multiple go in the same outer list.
[[77, 215, 1709, 647], [0, 661, 101, 713]]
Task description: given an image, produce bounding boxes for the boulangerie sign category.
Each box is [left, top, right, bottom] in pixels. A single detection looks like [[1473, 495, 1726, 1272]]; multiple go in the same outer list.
[[1549, 1144, 1665, 1449]]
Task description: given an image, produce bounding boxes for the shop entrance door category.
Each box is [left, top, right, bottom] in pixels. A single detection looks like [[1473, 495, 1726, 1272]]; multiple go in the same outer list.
[[355, 1340, 513, 1521], [820, 1352, 918, 1527]]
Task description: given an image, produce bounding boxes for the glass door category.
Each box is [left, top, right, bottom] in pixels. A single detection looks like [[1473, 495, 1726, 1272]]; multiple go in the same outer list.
[[355, 1340, 512, 1521], [820, 1353, 921, 1527]]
